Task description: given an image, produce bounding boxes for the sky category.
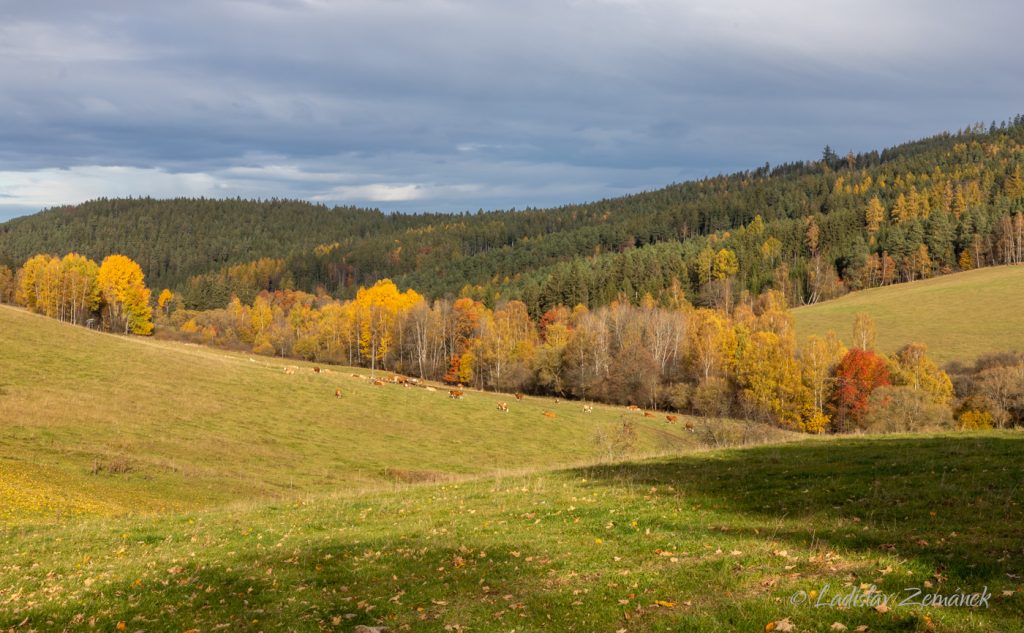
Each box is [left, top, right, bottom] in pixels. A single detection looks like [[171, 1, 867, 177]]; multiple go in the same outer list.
[[1, 0, 1022, 221]]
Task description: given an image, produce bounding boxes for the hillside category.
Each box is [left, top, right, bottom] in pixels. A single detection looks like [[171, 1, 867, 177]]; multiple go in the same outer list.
[[793, 265, 1024, 365], [1, 118, 1023, 314], [0, 305, 777, 519]]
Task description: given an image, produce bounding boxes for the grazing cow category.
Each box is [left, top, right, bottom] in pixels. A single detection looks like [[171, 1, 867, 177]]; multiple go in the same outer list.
[[582, 404, 593, 413], [313, 366, 321, 374], [665, 414, 678, 423], [497, 402, 509, 412], [372, 379, 384, 386], [448, 389, 465, 400], [514, 393, 524, 401], [684, 421, 695, 432], [643, 411, 655, 418], [334, 388, 343, 398], [283, 366, 296, 375], [626, 405, 641, 413], [542, 411, 556, 418]]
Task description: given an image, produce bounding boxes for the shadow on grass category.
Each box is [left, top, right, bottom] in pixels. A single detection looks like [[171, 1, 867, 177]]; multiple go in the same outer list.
[[576, 433, 1024, 584]]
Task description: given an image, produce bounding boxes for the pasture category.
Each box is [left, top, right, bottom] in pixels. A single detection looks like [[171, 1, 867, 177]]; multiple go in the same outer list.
[[0, 304, 784, 519], [793, 265, 1024, 365]]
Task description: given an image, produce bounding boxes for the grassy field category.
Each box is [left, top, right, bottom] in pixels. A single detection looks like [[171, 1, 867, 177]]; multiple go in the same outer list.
[[0, 304, 786, 520], [2, 434, 1022, 632], [2, 306, 1023, 632], [793, 265, 1024, 365]]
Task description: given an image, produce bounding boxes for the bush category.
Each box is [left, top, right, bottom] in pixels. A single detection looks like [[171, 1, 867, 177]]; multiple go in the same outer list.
[[958, 409, 994, 430]]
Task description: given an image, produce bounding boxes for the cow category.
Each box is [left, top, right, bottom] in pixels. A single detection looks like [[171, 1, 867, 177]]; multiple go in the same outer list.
[[449, 389, 465, 400], [684, 421, 695, 433], [665, 414, 678, 423], [313, 366, 321, 374], [283, 366, 296, 375], [582, 404, 594, 413], [626, 405, 641, 413], [514, 393, 524, 401], [372, 379, 384, 386], [542, 411, 556, 418], [334, 388, 343, 398], [497, 402, 509, 412], [351, 373, 363, 379], [643, 411, 655, 418]]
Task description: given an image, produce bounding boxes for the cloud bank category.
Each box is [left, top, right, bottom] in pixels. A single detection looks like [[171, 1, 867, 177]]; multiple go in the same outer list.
[[1, 0, 1022, 219]]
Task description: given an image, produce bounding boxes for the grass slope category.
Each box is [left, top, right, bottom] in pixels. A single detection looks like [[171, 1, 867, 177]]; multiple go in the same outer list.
[[2, 434, 1022, 632], [793, 265, 1024, 365], [0, 305, 782, 520]]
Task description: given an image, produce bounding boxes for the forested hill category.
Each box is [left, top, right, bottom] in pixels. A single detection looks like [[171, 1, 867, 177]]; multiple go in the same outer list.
[[2, 116, 1023, 314]]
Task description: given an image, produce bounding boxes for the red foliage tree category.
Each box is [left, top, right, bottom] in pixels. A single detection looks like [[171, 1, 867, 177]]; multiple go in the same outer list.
[[443, 354, 462, 385], [828, 349, 891, 431]]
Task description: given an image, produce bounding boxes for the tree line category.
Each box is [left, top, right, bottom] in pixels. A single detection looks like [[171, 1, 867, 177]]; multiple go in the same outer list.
[[5, 251, 1021, 434]]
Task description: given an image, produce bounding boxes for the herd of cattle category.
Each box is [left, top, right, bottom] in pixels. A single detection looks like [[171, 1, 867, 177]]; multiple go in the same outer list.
[[280, 364, 694, 430]]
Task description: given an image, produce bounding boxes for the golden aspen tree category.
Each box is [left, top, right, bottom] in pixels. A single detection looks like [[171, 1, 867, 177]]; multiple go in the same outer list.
[[852, 312, 876, 350], [157, 288, 174, 315], [96, 254, 153, 335], [60, 253, 100, 325]]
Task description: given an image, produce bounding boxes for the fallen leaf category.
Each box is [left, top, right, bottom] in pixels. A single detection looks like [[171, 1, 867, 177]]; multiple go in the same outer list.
[[874, 603, 890, 614], [830, 624, 847, 631], [654, 600, 675, 608], [773, 618, 796, 632]]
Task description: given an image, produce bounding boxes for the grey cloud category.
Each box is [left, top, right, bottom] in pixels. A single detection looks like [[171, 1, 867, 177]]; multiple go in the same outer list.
[[0, 0, 1023, 221]]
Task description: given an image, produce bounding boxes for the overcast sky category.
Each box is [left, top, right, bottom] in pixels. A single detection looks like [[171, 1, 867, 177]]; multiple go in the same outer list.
[[0, 0, 1022, 221]]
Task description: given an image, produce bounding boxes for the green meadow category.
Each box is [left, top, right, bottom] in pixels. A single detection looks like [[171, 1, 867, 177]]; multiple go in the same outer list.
[[792, 265, 1024, 365]]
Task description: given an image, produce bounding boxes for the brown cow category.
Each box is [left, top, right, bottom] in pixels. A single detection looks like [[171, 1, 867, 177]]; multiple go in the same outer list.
[[626, 405, 641, 413], [448, 389, 465, 400], [514, 392, 524, 401], [313, 366, 321, 374], [643, 411, 655, 418], [334, 388, 343, 398], [372, 379, 384, 386], [542, 411, 556, 418], [665, 414, 678, 423], [497, 402, 509, 412], [684, 421, 695, 432], [582, 404, 594, 413]]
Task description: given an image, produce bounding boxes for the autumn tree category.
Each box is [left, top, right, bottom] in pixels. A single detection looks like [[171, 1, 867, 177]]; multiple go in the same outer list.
[[688, 308, 736, 383], [96, 254, 153, 335], [865, 196, 885, 237], [852, 312, 876, 350], [800, 332, 846, 423], [888, 343, 953, 405], [157, 288, 175, 316], [353, 279, 424, 373], [828, 349, 891, 431]]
